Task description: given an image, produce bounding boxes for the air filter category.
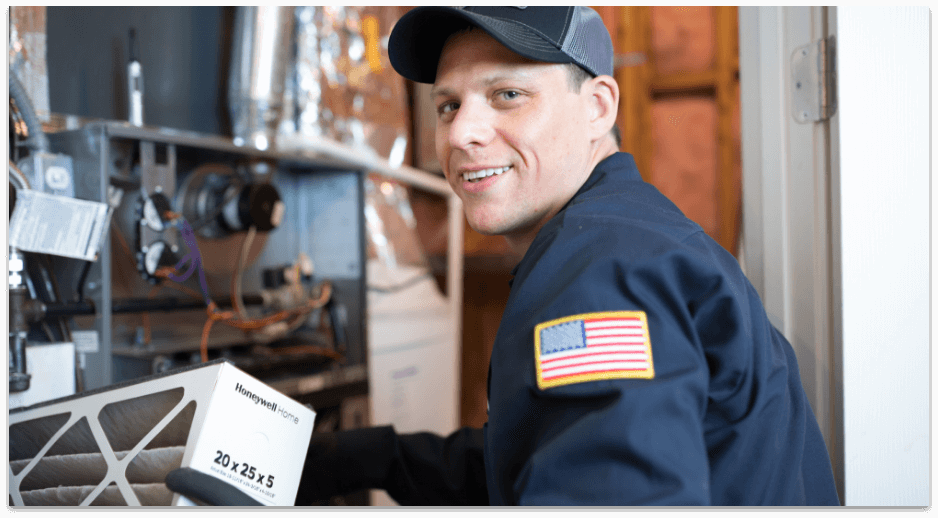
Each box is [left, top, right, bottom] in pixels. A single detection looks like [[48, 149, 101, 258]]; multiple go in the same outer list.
[[9, 359, 315, 506]]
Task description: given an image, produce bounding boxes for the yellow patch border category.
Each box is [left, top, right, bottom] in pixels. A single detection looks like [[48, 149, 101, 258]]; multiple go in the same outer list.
[[534, 310, 655, 389]]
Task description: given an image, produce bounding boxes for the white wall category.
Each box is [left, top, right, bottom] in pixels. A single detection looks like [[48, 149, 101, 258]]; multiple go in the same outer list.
[[833, 6, 930, 507]]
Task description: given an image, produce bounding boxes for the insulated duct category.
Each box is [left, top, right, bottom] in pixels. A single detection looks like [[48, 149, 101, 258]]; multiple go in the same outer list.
[[228, 6, 295, 151]]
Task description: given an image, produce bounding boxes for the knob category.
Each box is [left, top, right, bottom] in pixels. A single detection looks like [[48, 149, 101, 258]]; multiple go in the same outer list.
[[142, 192, 174, 231], [138, 240, 178, 280], [222, 183, 283, 232]]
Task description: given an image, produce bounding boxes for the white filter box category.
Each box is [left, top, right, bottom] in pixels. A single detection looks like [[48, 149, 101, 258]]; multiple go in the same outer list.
[[8, 360, 315, 506]]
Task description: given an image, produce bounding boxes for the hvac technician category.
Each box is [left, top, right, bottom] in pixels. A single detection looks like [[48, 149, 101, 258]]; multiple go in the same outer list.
[[296, 6, 840, 506]]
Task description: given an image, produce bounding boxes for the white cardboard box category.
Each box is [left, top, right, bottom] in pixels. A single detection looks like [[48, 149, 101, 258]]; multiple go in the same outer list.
[[8, 360, 315, 506]]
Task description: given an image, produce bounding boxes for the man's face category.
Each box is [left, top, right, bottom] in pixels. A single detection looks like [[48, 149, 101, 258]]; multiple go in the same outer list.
[[433, 29, 595, 247]]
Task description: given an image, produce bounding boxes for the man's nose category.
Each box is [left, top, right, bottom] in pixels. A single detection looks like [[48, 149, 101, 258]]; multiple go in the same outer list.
[[448, 102, 495, 150]]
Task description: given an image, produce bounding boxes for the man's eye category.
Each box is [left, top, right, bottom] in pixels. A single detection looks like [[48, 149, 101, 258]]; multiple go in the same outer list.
[[498, 90, 520, 101], [438, 102, 458, 115]]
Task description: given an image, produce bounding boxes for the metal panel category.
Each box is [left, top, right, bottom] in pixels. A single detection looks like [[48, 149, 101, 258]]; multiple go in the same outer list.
[[256, 172, 363, 281], [43, 123, 369, 393], [46, 7, 228, 135]]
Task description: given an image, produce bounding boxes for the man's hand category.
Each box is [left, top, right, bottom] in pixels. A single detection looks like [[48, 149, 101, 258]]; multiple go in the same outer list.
[[295, 426, 398, 505], [165, 467, 264, 506]]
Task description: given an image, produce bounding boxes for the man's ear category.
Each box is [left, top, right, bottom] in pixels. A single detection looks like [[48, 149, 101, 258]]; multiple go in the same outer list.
[[586, 75, 619, 141]]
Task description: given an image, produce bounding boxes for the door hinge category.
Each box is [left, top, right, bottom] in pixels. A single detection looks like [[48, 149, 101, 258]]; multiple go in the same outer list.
[[791, 35, 837, 123]]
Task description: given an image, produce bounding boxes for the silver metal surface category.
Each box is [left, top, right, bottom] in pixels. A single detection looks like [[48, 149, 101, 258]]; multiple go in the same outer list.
[[17, 152, 75, 197], [228, 6, 295, 151], [791, 35, 837, 123]]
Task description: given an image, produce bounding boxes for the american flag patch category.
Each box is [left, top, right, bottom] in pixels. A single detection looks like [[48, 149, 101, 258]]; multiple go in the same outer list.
[[534, 311, 654, 389]]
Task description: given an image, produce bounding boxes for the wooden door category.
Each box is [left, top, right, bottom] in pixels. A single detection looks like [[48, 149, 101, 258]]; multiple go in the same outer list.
[[596, 6, 742, 255]]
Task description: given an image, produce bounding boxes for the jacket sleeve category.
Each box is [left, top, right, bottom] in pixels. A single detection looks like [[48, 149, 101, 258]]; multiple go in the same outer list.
[[504, 229, 715, 505], [296, 425, 487, 506], [384, 427, 488, 505]]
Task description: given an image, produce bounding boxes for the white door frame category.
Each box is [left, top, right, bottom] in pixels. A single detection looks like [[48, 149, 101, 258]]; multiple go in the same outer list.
[[739, 4, 840, 498]]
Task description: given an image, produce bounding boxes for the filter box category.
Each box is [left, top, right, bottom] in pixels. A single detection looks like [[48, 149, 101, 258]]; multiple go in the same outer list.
[[8, 359, 316, 506]]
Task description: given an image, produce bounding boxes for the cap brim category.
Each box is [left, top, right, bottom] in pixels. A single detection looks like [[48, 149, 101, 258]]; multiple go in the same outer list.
[[388, 6, 573, 84]]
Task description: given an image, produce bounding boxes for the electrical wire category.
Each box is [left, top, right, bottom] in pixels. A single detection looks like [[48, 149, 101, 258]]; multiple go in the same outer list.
[[9, 69, 50, 153], [8, 160, 30, 190], [136, 213, 338, 363], [232, 226, 256, 319], [149, 265, 334, 363]]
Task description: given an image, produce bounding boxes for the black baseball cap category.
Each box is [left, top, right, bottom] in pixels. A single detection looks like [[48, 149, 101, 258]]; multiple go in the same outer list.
[[388, 6, 614, 84]]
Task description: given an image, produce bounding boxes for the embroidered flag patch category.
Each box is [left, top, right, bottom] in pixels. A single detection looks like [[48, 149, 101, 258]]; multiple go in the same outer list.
[[535, 311, 654, 389]]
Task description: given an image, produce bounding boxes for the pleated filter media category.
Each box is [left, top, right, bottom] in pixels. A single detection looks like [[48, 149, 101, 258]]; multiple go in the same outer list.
[[9, 360, 316, 506]]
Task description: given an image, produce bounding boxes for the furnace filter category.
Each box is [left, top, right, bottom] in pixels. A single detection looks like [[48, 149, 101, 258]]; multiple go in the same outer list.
[[8, 360, 316, 506]]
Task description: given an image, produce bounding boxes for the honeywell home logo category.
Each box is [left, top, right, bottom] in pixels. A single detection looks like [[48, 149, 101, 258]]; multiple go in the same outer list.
[[234, 382, 300, 425]]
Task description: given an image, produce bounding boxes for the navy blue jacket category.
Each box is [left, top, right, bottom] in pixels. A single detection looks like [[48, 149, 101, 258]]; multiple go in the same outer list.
[[300, 152, 840, 506]]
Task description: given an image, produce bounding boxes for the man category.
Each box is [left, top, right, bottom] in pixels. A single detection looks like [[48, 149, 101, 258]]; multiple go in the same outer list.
[[297, 7, 840, 506]]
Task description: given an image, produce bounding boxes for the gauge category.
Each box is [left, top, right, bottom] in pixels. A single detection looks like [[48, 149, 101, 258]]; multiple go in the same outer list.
[[142, 191, 173, 231], [137, 240, 177, 281]]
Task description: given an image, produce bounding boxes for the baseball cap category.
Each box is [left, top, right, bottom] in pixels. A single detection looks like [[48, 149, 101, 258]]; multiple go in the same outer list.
[[388, 6, 614, 84]]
